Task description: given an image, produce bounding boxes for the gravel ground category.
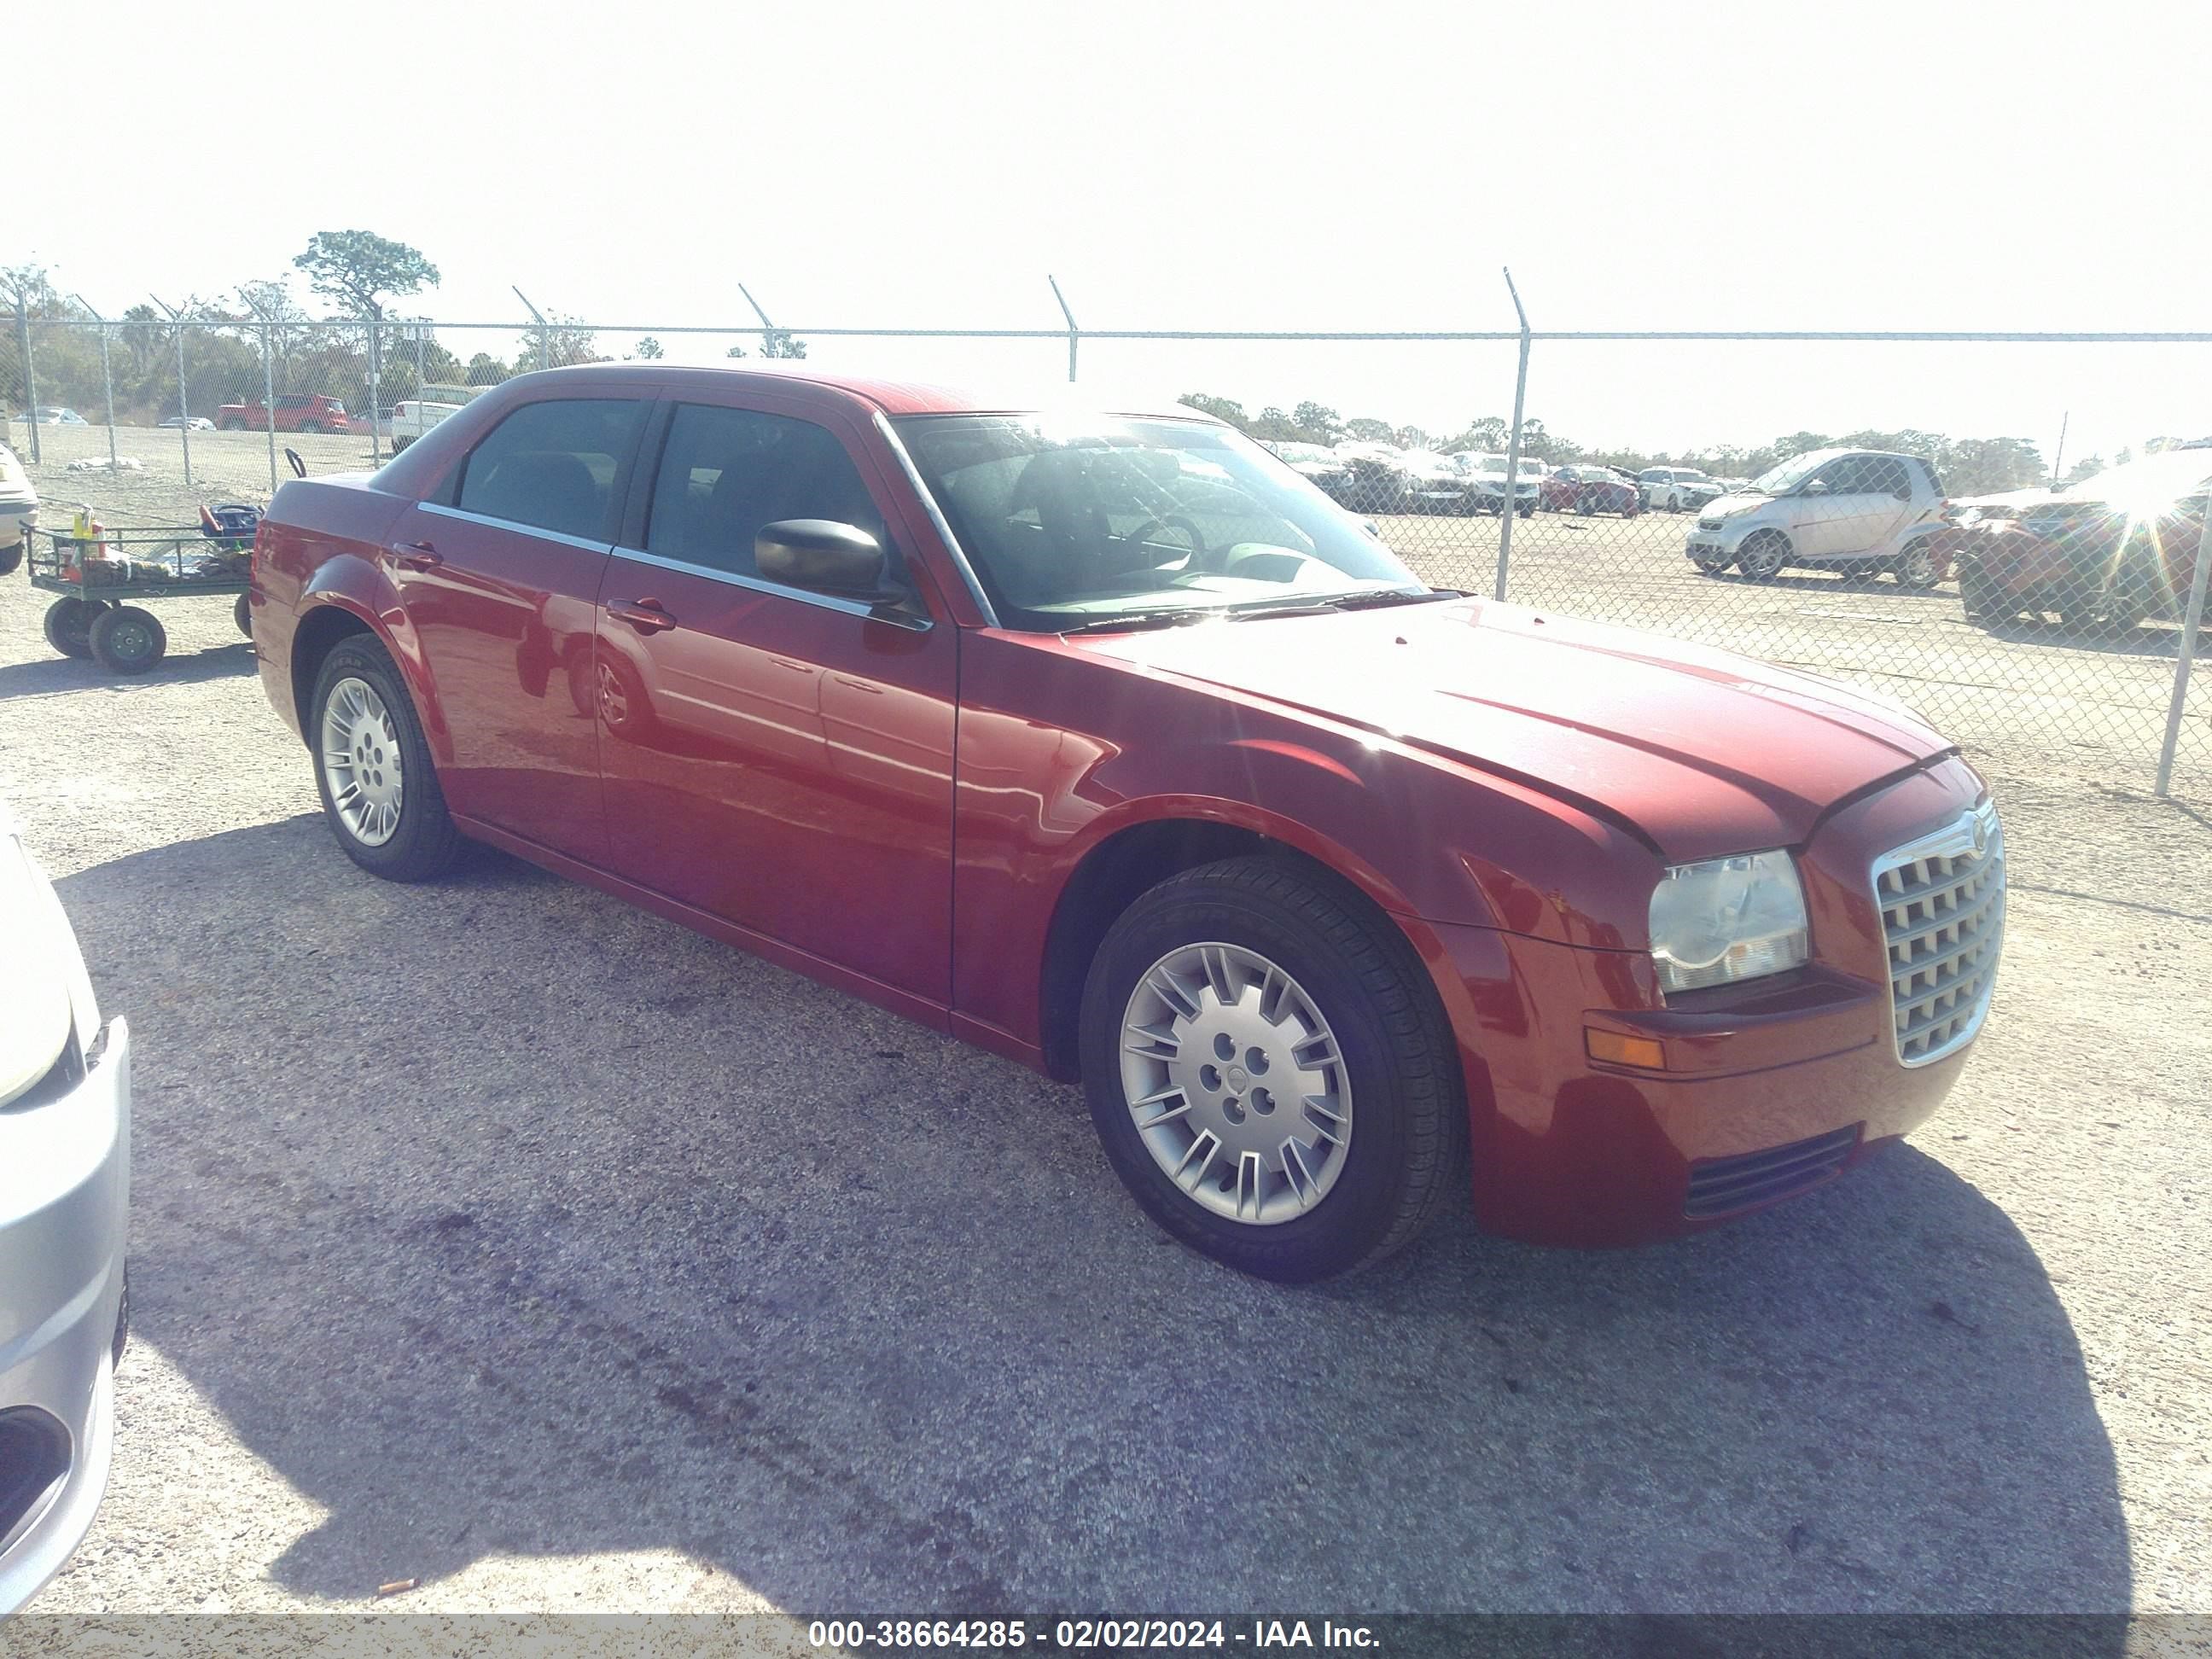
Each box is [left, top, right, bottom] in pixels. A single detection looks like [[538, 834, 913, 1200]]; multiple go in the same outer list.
[[1, 495, 2208, 1618]]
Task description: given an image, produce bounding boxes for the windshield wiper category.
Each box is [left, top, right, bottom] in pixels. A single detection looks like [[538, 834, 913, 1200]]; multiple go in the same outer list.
[[1054, 608, 1220, 637], [1226, 588, 1458, 620]]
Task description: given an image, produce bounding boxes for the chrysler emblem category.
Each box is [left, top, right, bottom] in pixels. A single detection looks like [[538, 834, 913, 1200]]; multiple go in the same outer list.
[[1971, 817, 1988, 855]]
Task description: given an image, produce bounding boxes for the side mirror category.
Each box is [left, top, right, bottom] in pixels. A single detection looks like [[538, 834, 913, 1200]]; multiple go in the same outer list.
[[1800, 478, 1829, 496], [283, 447, 307, 479], [756, 518, 894, 599]]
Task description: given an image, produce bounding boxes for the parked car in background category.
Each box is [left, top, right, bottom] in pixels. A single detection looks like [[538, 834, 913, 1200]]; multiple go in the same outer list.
[[156, 416, 214, 432], [1640, 467, 1726, 512], [1401, 450, 1470, 514], [1545, 463, 1643, 516], [16, 409, 87, 428], [0, 802, 131, 1610], [0, 444, 35, 576], [1951, 449, 2212, 632], [1264, 440, 1357, 504], [253, 363, 2001, 1280], [215, 393, 350, 434], [1685, 448, 1950, 585], [1333, 441, 1412, 513], [1458, 452, 1538, 517]]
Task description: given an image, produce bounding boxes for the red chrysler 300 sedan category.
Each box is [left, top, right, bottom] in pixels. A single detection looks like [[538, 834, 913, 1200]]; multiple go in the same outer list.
[[248, 364, 2005, 1281]]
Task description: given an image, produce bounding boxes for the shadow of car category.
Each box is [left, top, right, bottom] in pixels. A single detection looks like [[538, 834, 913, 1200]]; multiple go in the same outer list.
[[61, 817, 2132, 1615]]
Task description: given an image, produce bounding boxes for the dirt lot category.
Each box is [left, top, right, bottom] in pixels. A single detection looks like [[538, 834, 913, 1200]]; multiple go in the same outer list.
[[2, 493, 2208, 1618]]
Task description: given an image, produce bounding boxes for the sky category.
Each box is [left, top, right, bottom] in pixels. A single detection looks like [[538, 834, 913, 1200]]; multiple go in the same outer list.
[[22, 0, 2212, 465]]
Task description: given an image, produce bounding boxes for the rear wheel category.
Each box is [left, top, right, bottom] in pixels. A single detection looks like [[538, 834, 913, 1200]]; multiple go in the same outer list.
[[234, 593, 253, 637], [1738, 532, 1789, 581], [89, 606, 166, 674], [309, 637, 464, 882], [298, 419, 324, 434], [42, 597, 97, 658], [1079, 856, 1464, 1283], [0, 539, 20, 577], [1892, 542, 1942, 589]]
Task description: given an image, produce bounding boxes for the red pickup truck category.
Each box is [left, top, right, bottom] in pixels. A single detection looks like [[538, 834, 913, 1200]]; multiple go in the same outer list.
[[216, 393, 350, 434]]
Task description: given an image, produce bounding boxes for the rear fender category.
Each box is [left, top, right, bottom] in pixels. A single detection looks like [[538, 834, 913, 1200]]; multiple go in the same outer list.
[[296, 556, 454, 763]]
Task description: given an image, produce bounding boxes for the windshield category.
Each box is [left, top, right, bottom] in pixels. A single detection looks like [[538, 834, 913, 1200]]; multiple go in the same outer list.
[[1749, 451, 1835, 494], [892, 415, 1426, 632]]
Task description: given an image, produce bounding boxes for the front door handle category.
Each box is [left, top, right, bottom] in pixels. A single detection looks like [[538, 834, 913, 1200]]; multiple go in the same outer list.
[[607, 597, 678, 635], [392, 541, 441, 573]]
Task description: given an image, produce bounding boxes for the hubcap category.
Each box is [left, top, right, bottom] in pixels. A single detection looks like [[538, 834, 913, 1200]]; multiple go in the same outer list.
[[1119, 942, 1353, 1225], [596, 660, 629, 726], [320, 677, 405, 847]]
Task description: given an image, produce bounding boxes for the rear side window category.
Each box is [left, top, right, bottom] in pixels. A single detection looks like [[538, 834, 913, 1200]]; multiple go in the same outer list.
[[457, 399, 644, 542], [644, 404, 890, 579], [1863, 456, 1913, 501]]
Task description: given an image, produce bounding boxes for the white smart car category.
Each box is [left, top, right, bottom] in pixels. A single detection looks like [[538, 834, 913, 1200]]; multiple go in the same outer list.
[[1684, 447, 1951, 586], [0, 805, 131, 1611]]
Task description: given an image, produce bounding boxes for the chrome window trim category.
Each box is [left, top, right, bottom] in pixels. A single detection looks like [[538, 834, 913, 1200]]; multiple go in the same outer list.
[[418, 500, 611, 556], [1871, 800, 2005, 1068], [609, 544, 929, 630], [873, 410, 1001, 628]]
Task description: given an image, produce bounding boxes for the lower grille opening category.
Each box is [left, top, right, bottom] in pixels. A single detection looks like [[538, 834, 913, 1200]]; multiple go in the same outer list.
[[0, 1408, 71, 1556], [1684, 1124, 1863, 1220]]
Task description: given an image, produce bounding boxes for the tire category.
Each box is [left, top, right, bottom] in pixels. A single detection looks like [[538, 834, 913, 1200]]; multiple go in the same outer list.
[[218, 417, 244, 432], [297, 420, 324, 434], [0, 539, 20, 577], [1958, 563, 1998, 624], [308, 637, 465, 882], [1738, 532, 1789, 581], [1691, 552, 1730, 575], [1839, 559, 1880, 581], [88, 606, 166, 674], [1575, 495, 1595, 517], [1517, 504, 1534, 519], [234, 592, 253, 637], [1892, 543, 1942, 590], [1078, 855, 1465, 1283], [43, 597, 97, 658]]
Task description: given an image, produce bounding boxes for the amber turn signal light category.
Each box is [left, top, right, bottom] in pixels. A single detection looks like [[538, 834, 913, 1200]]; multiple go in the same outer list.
[[1585, 1028, 1667, 1070]]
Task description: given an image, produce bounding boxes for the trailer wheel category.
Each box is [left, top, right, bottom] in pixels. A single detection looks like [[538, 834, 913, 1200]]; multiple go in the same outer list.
[[43, 597, 97, 658], [89, 606, 167, 675], [235, 593, 253, 637]]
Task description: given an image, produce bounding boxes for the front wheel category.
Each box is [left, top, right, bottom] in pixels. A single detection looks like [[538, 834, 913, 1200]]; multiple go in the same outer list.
[[297, 420, 324, 434], [1079, 856, 1465, 1283], [309, 637, 465, 882], [0, 540, 21, 577], [89, 606, 166, 674], [1738, 533, 1789, 581]]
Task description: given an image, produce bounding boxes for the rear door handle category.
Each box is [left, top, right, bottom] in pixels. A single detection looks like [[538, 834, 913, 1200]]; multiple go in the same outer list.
[[607, 597, 678, 635], [392, 541, 441, 573]]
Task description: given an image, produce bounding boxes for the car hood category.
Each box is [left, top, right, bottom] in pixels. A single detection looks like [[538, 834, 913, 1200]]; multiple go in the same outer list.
[[1702, 492, 1773, 517], [1075, 597, 1953, 859]]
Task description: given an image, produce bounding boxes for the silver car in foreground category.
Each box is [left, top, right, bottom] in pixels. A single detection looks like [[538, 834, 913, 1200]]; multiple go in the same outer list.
[[0, 806, 129, 1610]]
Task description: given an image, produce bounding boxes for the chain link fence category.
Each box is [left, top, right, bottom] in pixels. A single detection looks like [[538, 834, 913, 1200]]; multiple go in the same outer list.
[[5, 309, 2207, 800]]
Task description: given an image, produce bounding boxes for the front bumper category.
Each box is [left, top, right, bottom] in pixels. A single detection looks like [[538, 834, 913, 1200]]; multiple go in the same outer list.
[[0, 1016, 131, 1612], [1685, 516, 1761, 558], [1421, 761, 1988, 1246]]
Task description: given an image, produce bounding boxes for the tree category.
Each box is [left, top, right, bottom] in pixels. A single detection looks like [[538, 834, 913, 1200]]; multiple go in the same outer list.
[[465, 352, 510, 387], [1343, 417, 1393, 442], [760, 329, 807, 359], [1291, 401, 1342, 442], [514, 314, 603, 373], [1462, 416, 1510, 452], [1393, 425, 1432, 451], [1771, 430, 1831, 461], [292, 230, 440, 317], [634, 335, 664, 359]]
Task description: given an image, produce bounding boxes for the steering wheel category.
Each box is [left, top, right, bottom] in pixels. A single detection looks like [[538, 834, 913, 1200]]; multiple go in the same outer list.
[[1117, 515, 1208, 571]]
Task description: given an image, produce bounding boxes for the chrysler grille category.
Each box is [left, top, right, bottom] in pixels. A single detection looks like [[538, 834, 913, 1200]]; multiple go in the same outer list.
[[1872, 802, 2005, 1065]]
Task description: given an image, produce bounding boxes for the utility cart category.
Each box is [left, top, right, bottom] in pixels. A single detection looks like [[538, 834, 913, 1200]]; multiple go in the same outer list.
[[27, 506, 259, 674]]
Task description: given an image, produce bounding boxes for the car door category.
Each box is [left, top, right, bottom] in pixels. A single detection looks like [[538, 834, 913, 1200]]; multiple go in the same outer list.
[[1852, 455, 1923, 552], [383, 392, 649, 863], [595, 395, 957, 1005], [1790, 456, 1875, 555]]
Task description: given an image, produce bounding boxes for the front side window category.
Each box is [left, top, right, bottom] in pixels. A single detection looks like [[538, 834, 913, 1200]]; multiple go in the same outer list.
[[645, 405, 892, 579], [457, 398, 644, 541], [1863, 456, 1913, 500], [892, 415, 1425, 631]]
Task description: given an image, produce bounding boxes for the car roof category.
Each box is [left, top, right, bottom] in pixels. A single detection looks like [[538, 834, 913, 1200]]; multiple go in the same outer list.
[[509, 361, 1207, 422]]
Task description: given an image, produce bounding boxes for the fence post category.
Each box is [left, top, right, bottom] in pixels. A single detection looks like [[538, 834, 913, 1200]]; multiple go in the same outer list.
[[514, 287, 549, 370], [260, 321, 278, 495], [151, 295, 193, 487], [2153, 499, 2212, 798], [15, 304, 38, 465], [739, 282, 777, 361], [1049, 274, 1080, 383], [1493, 268, 1532, 602], [366, 309, 383, 467], [72, 297, 119, 472]]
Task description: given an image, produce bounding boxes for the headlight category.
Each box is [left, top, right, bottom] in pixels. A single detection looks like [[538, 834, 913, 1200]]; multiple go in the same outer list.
[[1648, 850, 1808, 995]]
